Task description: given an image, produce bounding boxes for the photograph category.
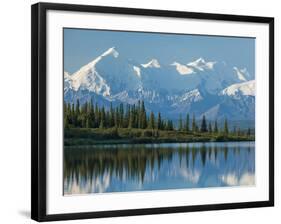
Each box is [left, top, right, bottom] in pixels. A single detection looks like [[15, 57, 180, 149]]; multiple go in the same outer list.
[[63, 28, 256, 195]]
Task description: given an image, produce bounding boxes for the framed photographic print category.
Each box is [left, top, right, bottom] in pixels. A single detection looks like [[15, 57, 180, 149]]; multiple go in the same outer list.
[[31, 2, 274, 222]]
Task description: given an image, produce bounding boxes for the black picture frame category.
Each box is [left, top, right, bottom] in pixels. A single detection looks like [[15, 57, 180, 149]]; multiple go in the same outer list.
[[31, 2, 274, 222]]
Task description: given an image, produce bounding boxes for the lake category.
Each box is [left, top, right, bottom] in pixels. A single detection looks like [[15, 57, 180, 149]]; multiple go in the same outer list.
[[64, 141, 255, 195]]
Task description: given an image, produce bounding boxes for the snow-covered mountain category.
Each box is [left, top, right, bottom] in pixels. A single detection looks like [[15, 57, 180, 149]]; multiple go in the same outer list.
[[64, 47, 255, 121], [220, 80, 255, 98]]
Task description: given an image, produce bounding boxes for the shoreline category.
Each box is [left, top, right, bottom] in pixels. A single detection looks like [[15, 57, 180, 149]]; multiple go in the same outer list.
[[64, 128, 254, 147], [64, 136, 254, 147]]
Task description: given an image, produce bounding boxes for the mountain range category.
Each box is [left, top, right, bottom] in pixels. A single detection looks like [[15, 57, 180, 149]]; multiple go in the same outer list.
[[64, 47, 255, 121]]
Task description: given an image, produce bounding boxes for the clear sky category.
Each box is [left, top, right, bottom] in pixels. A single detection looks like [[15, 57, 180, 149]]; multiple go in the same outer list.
[[64, 28, 255, 75]]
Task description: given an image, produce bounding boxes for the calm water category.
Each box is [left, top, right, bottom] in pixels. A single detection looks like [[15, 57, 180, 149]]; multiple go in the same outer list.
[[64, 141, 255, 195]]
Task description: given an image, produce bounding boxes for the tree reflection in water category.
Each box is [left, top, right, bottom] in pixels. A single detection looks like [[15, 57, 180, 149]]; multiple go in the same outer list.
[[64, 142, 255, 195]]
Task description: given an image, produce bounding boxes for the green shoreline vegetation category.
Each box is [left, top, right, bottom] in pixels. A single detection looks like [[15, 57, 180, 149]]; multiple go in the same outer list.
[[64, 99, 254, 146]]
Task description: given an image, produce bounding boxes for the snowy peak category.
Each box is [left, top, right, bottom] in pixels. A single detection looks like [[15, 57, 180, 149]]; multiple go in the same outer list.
[[78, 47, 119, 72], [233, 67, 248, 81], [187, 58, 216, 71], [90, 47, 119, 67], [133, 66, 141, 77], [171, 62, 194, 75], [64, 71, 70, 79], [194, 57, 206, 64], [221, 80, 255, 97], [66, 47, 119, 91], [101, 47, 119, 58], [141, 59, 161, 68]]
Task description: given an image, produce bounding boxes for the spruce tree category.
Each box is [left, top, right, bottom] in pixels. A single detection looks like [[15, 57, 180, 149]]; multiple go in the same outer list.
[[89, 109, 95, 128], [86, 117, 90, 128], [214, 119, 218, 133], [200, 115, 208, 132], [208, 122, 212, 133], [157, 112, 162, 130], [109, 103, 114, 127], [119, 103, 124, 128], [105, 111, 110, 128], [75, 99, 80, 116], [99, 107, 105, 129], [114, 107, 119, 128], [128, 107, 133, 129], [71, 103, 75, 126], [140, 101, 147, 129], [132, 105, 137, 128], [167, 120, 174, 130], [137, 100, 141, 128], [95, 103, 99, 128], [192, 114, 196, 133], [124, 104, 130, 128], [178, 114, 183, 131], [148, 111, 155, 129], [75, 99, 82, 127], [185, 113, 190, 132], [224, 118, 229, 135]]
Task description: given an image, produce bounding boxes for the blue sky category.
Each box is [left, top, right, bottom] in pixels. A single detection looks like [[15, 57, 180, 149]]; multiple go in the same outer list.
[[64, 28, 255, 75]]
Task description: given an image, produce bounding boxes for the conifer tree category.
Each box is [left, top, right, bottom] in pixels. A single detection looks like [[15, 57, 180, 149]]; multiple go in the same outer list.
[[178, 114, 183, 131], [132, 105, 137, 128], [200, 115, 208, 132], [128, 107, 133, 129], [109, 103, 114, 127], [124, 104, 130, 128], [224, 118, 229, 135], [75, 98, 80, 111], [137, 100, 141, 128], [192, 114, 196, 133], [89, 110, 95, 128], [167, 120, 174, 130], [157, 112, 162, 130], [105, 111, 110, 128], [185, 113, 190, 132], [86, 117, 90, 128], [148, 111, 155, 129], [214, 119, 218, 133], [119, 103, 124, 128], [208, 122, 212, 133], [99, 107, 106, 129], [140, 101, 147, 129], [71, 103, 75, 126], [95, 103, 99, 128], [114, 107, 119, 128]]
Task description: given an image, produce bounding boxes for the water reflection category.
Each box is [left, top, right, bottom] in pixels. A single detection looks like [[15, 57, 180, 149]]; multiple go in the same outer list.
[[64, 142, 255, 195]]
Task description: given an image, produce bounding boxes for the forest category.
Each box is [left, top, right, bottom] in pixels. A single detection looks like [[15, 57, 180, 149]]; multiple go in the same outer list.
[[64, 99, 254, 146]]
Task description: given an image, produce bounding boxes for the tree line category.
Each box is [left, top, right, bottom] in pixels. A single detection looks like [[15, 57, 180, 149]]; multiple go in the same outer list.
[[64, 99, 252, 136]]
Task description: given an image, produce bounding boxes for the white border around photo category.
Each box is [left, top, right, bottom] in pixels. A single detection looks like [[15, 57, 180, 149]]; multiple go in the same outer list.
[[46, 10, 269, 215]]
